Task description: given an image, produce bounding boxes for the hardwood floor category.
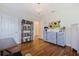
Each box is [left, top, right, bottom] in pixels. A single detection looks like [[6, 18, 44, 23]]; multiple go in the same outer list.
[[0, 38, 77, 56], [21, 39, 77, 56]]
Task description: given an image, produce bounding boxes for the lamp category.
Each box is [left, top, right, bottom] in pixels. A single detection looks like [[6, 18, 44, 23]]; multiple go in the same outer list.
[[44, 26, 48, 31], [44, 26, 48, 40]]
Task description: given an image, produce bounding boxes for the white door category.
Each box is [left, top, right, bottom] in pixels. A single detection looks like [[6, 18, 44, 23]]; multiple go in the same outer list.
[[71, 24, 79, 51], [33, 21, 41, 39]]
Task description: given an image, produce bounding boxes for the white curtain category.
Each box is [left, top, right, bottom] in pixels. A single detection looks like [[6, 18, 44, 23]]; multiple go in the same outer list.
[[0, 15, 20, 44]]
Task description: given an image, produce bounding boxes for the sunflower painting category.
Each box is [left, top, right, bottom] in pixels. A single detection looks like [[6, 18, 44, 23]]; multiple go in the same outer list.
[[49, 21, 60, 28]]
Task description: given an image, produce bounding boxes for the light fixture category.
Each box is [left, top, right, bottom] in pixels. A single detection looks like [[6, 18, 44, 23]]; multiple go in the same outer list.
[[35, 3, 42, 12], [33, 3, 43, 14]]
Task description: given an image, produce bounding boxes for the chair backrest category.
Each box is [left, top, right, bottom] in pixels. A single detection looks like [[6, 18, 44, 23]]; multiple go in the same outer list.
[[0, 38, 17, 50]]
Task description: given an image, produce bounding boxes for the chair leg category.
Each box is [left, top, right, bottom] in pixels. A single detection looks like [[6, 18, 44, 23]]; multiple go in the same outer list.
[[1, 51, 3, 56], [0, 50, 11, 56]]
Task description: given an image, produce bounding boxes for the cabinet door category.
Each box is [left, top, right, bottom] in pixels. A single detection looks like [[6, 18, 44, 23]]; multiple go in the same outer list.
[[47, 32, 56, 44], [57, 32, 65, 46]]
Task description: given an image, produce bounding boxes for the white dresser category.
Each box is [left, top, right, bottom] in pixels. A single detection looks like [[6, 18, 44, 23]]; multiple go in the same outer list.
[[43, 30, 65, 46]]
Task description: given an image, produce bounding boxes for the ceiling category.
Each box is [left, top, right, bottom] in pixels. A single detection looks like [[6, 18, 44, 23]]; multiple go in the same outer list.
[[0, 3, 79, 20]]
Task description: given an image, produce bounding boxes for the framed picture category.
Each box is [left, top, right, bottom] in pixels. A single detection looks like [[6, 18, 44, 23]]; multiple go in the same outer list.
[[49, 21, 60, 28]]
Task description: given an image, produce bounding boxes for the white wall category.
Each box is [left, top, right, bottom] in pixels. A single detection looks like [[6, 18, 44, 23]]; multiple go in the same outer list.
[[39, 4, 79, 47]]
